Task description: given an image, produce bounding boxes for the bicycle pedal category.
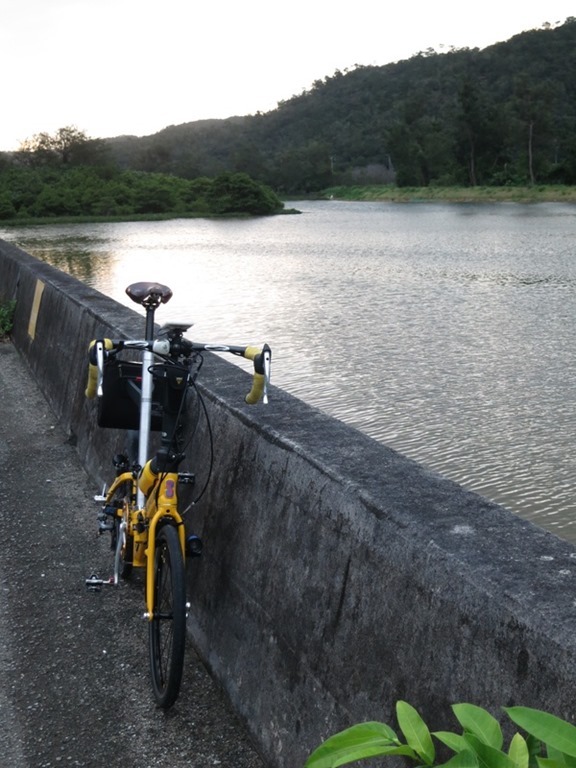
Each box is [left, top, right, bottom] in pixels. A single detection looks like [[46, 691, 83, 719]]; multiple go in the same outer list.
[[94, 483, 107, 503], [85, 574, 115, 592], [86, 574, 103, 592]]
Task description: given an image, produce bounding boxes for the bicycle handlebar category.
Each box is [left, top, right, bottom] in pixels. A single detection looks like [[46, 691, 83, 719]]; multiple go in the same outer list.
[[85, 337, 271, 405], [242, 344, 272, 405]]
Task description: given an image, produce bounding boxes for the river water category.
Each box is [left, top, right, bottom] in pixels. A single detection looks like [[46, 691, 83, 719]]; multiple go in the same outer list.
[[2, 200, 576, 542]]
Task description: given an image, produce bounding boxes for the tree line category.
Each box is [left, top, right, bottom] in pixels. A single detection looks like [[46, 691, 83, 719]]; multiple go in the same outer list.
[[1, 18, 575, 199], [98, 18, 576, 192], [0, 129, 284, 220]]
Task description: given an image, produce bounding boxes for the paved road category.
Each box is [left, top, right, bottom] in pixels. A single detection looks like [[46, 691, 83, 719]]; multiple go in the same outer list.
[[0, 342, 266, 768]]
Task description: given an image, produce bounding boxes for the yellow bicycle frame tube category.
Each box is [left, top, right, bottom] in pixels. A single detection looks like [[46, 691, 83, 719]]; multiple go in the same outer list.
[[104, 471, 137, 508]]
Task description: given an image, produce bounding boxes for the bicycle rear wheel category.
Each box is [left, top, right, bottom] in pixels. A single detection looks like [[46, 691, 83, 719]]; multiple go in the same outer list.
[[149, 524, 186, 708]]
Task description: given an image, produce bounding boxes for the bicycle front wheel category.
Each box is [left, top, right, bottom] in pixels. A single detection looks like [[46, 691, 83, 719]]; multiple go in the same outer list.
[[149, 524, 186, 708]]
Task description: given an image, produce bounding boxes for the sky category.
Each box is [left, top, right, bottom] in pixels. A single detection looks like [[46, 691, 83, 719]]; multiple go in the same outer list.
[[2, 0, 574, 152]]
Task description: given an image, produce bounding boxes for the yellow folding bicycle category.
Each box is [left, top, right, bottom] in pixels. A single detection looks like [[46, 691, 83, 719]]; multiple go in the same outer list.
[[84, 281, 271, 708]]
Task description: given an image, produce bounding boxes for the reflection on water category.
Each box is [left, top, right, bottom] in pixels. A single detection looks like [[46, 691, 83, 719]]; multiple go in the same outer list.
[[7, 229, 115, 283], [3, 200, 576, 543]]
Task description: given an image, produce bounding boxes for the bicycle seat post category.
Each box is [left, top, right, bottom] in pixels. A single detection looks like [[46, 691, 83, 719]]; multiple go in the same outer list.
[[125, 283, 173, 502]]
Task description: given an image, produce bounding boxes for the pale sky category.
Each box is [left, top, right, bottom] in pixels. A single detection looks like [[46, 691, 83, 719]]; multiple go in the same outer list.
[[2, 0, 574, 151]]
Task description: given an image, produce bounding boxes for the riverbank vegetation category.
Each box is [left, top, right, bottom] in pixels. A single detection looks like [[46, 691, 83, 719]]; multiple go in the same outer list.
[[322, 184, 576, 203], [0, 127, 284, 220], [0, 165, 284, 220]]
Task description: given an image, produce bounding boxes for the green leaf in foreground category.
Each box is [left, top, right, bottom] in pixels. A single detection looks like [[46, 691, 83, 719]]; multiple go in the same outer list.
[[304, 721, 413, 768], [437, 749, 480, 768], [453, 704, 504, 749], [464, 734, 517, 768], [508, 732, 530, 768], [396, 700, 436, 764], [505, 709, 576, 760], [537, 758, 572, 768], [434, 731, 472, 754]]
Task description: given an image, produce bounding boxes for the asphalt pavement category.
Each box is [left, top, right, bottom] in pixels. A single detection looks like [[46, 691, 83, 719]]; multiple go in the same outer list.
[[0, 342, 267, 768]]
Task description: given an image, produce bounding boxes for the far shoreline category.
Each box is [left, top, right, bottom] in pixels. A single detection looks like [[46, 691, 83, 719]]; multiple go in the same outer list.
[[319, 184, 576, 204]]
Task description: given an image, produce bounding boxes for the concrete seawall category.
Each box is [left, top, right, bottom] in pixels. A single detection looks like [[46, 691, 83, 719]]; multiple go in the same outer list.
[[2, 239, 576, 767]]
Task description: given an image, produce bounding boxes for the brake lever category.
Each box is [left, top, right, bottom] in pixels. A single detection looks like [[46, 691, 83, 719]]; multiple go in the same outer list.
[[95, 340, 105, 397], [262, 345, 271, 404]]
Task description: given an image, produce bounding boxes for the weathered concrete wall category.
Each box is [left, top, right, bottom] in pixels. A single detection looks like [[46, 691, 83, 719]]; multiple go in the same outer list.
[[2, 239, 576, 768]]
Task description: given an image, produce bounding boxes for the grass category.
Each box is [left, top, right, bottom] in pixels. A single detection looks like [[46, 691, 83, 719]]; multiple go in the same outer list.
[[0, 208, 301, 227], [0, 299, 16, 339], [321, 184, 576, 203]]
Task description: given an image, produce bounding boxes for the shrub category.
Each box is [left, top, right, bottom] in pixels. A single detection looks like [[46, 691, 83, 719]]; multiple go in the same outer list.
[[206, 172, 284, 215], [304, 701, 576, 768], [0, 299, 16, 338], [0, 191, 16, 219]]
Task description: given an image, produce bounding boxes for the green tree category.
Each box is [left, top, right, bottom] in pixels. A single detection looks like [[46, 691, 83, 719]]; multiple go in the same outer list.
[[0, 191, 16, 219], [511, 78, 557, 184], [28, 185, 81, 216], [206, 172, 283, 214], [18, 126, 107, 167], [132, 174, 180, 213]]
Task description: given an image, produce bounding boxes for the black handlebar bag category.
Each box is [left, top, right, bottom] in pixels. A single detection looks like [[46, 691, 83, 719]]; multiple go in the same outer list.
[[97, 359, 164, 431]]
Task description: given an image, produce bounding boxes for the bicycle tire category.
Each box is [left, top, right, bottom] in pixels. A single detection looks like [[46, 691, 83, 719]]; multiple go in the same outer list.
[[149, 524, 186, 708]]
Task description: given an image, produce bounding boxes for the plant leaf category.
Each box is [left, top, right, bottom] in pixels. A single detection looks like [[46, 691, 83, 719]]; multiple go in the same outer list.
[[464, 733, 517, 768], [454, 704, 504, 749], [505, 709, 576, 760], [397, 700, 436, 764], [434, 731, 471, 753], [509, 733, 530, 768], [304, 721, 410, 768], [547, 744, 576, 768], [331, 745, 422, 768], [537, 759, 571, 768], [437, 749, 480, 768]]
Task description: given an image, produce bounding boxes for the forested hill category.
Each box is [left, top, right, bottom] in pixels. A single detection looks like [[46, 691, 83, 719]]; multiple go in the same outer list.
[[107, 18, 576, 192]]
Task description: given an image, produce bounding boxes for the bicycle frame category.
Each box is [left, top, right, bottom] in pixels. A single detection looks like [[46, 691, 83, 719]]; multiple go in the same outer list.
[[104, 467, 186, 619]]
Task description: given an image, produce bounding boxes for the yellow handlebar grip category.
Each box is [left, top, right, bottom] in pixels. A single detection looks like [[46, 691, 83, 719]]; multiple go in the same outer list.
[[243, 345, 261, 362], [85, 363, 98, 398], [243, 344, 271, 404], [245, 372, 265, 405]]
